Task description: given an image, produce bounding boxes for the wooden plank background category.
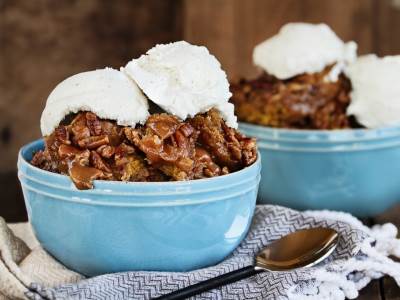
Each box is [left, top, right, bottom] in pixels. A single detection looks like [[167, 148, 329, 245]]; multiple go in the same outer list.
[[183, 0, 379, 79], [0, 0, 183, 221], [1, 0, 400, 223], [0, 2, 400, 297]]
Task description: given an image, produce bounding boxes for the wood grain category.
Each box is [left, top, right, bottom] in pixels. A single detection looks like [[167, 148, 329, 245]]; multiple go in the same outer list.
[[1, 3, 400, 298], [358, 280, 382, 300], [373, 204, 400, 229], [375, 0, 400, 55], [372, 204, 400, 299], [232, 0, 304, 79], [0, 0, 182, 173], [0, 0, 182, 222], [381, 277, 400, 300], [183, 0, 236, 77], [302, 0, 374, 55], [183, 0, 377, 79], [0, 172, 25, 222]]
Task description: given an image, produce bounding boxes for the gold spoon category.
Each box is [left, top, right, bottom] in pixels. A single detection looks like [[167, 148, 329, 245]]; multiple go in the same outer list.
[[156, 227, 339, 300]]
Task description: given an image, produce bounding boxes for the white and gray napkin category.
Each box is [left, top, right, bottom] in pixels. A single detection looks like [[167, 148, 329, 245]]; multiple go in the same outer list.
[[1, 205, 399, 300]]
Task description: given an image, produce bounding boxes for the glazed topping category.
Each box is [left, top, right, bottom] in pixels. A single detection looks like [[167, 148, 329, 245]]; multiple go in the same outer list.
[[69, 164, 105, 190], [189, 109, 258, 170], [230, 66, 359, 129], [31, 110, 257, 189], [124, 114, 199, 180]]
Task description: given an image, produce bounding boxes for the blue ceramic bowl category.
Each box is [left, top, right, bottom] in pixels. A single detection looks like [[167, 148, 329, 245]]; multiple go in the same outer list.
[[239, 122, 400, 217], [18, 139, 261, 276]]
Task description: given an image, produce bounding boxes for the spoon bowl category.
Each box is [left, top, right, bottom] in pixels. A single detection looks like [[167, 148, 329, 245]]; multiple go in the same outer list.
[[157, 227, 339, 299], [256, 228, 339, 271]]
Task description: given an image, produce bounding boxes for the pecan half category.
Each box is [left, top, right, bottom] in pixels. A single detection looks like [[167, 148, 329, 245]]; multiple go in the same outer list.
[[86, 112, 102, 136], [54, 126, 71, 145], [77, 135, 109, 149], [90, 151, 112, 173]]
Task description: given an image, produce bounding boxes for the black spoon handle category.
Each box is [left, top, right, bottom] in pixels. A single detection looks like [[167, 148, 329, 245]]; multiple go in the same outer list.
[[155, 265, 263, 300]]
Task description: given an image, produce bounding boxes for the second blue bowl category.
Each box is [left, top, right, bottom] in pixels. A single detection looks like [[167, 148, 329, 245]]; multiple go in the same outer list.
[[239, 122, 400, 216]]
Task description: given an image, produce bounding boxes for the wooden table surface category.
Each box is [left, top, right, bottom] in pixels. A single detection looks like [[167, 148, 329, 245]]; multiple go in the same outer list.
[[358, 204, 400, 299]]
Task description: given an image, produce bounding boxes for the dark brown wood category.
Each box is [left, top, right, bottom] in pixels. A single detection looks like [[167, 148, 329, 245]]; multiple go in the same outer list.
[[375, 0, 400, 56], [183, 0, 237, 77], [358, 280, 382, 300], [302, 0, 374, 55], [0, 0, 182, 172], [1, 2, 400, 297], [373, 204, 400, 229], [232, 0, 304, 79], [381, 277, 400, 300], [371, 204, 400, 300], [357, 218, 383, 299], [183, 0, 377, 79], [184, 0, 307, 79], [0, 0, 183, 222], [0, 171, 26, 223]]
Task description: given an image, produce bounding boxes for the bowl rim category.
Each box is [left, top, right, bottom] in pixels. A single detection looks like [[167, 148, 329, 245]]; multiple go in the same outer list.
[[239, 121, 400, 133], [19, 139, 261, 189], [239, 121, 400, 142]]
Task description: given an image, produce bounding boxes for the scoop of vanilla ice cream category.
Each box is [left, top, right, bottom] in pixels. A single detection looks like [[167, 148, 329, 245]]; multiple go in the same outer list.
[[123, 41, 237, 128], [346, 55, 400, 128], [40, 68, 149, 136], [253, 23, 357, 80]]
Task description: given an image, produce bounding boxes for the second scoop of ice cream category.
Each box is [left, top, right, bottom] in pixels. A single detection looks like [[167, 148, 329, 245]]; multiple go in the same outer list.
[[346, 55, 400, 128], [123, 41, 237, 128], [253, 23, 357, 80]]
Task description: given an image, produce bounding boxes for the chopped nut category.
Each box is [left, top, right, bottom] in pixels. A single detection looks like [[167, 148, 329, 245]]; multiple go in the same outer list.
[[193, 147, 221, 178], [55, 126, 70, 145], [146, 114, 179, 140], [86, 112, 102, 136], [101, 121, 123, 146], [190, 108, 256, 171], [71, 124, 91, 142], [90, 151, 112, 173], [58, 144, 85, 158], [77, 135, 109, 149], [96, 145, 115, 158], [114, 143, 135, 158]]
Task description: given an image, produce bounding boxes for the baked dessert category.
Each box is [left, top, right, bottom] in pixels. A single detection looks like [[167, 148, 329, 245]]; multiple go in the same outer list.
[[31, 42, 257, 189], [230, 23, 362, 130], [230, 66, 360, 129], [32, 110, 256, 189]]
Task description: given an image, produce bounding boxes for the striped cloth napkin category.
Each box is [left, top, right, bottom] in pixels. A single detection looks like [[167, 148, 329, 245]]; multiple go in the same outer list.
[[1, 205, 399, 300]]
